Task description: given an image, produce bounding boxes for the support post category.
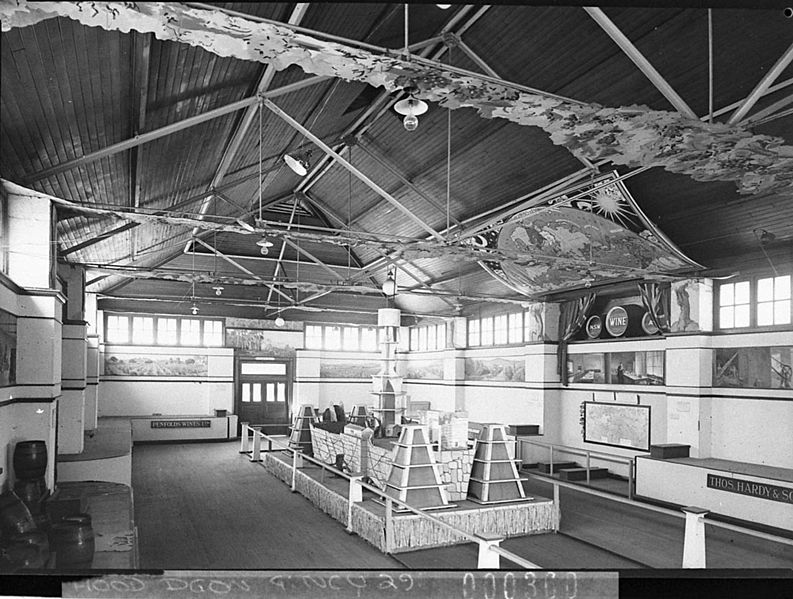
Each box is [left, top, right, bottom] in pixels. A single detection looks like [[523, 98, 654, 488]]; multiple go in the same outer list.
[[476, 533, 504, 569], [681, 506, 709, 568], [553, 482, 560, 532], [549, 445, 554, 474], [384, 497, 394, 554], [250, 429, 262, 462], [628, 459, 634, 500], [346, 475, 363, 533], [291, 450, 299, 492], [239, 423, 250, 453], [586, 451, 591, 485]]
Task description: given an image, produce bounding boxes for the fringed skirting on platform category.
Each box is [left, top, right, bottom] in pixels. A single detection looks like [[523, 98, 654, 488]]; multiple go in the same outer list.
[[262, 453, 556, 554]]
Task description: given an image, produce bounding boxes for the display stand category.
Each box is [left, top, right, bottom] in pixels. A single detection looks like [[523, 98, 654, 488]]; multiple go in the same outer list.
[[370, 308, 406, 434], [380, 425, 454, 512], [467, 424, 531, 504], [288, 405, 315, 456]]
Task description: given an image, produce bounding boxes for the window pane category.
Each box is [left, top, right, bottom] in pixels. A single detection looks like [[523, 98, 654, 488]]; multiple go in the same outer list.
[[342, 327, 359, 351], [409, 327, 418, 351], [181, 319, 201, 345], [277, 383, 286, 402], [734, 281, 750, 304], [508, 312, 522, 344], [481, 317, 493, 346], [427, 326, 437, 351], [241, 362, 286, 375], [757, 302, 774, 326], [775, 300, 791, 324], [757, 277, 774, 302], [106, 315, 129, 343], [734, 304, 750, 328], [719, 283, 734, 307], [157, 318, 178, 345], [775, 276, 791, 300], [468, 319, 480, 347], [252, 383, 261, 402], [203, 320, 223, 346], [325, 326, 341, 350], [242, 384, 250, 403], [266, 383, 276, 402], [305, 325, 322, 349], [418, 326, 427, 351], [131, 316, 154, 344], [493, 314, 508, 345], [361, 327, 378, 352], [436, 323, 446, 349], [719, 306, 734, 329]]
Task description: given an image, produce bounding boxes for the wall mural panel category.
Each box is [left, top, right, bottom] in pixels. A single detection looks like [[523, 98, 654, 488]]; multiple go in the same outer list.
[[405, 359, 444, 380], [0, 308, 17, 386], [104, 354, 208, 377], [225, 328, 298, 356], [319, 359, 381, 379], [714, 346, 793, 389], [464, 357, 525, 382]]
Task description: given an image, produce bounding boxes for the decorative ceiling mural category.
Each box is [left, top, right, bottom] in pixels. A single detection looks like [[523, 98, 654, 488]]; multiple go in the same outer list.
[[1, 1, 792, 195], [475, 173, 704, 297]]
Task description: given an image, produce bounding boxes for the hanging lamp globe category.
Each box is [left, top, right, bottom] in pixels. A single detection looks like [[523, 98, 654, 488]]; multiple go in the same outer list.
[[394, 95, 428, 131], [381, 271, 398, 296]]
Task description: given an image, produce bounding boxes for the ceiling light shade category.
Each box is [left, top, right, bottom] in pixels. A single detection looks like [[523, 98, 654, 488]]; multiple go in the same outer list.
[[256, 236, 275, 255], [284, 151, 310, 176], [212, 286, 224, 296], [393, 96, 428, 117], [381, 270, 397, 296], [190, 303, 199, 315], [436, 4, 452, 9]]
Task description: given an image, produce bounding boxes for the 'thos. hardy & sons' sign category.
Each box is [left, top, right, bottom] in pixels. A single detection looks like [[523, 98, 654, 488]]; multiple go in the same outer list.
[[707, 473, 793, 504]]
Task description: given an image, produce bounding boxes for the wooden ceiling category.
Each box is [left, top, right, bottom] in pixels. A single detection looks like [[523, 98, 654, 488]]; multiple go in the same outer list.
[[1, 2, 791, 323]]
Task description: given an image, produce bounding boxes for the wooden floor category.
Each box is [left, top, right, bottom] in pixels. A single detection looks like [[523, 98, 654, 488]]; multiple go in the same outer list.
[[132, 441, 401, 569], [132, 442, 793, 571]]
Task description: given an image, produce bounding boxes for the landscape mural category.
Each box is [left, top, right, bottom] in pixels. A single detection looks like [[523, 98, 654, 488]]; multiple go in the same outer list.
[[464, 357, 525, 382], [225, 328, 298, 356], [104, 354, 208, 377], [320, 359, 381, 379], [714, 346, 793, 389], [405, 359, 444, 380]]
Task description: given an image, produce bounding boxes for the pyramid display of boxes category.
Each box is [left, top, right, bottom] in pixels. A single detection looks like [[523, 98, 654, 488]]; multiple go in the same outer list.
[[348, 405, 369, 427], [288, 405, 315, 456], [467, 424, 531, 504], [381, 425, 454, 512]]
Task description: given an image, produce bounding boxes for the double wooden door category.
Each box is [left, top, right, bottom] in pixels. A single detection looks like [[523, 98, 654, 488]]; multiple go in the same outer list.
[[236, 358, 291, 435]]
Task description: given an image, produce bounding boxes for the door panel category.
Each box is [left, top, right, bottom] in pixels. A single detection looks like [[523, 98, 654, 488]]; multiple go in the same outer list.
[[236, 358, 291, 435]]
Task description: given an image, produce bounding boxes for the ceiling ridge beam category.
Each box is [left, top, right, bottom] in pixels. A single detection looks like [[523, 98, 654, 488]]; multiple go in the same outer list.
[[728, 43, 793, 125]]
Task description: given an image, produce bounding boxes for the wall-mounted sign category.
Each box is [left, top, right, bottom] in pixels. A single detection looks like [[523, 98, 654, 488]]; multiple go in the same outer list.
[[605, 306, 629, 337], [151, 420, 211, 429], [641, 312, 659, 335], [585, 315, 602, 339], [707, 473, 792, 504]]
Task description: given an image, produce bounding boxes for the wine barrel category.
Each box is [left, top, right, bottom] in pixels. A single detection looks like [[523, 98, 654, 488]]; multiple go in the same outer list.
[[51, 515, 94, 569], [13, 479, 47, 515], [13, 441, 48, 480], [603, 304, 646, 337], [0, 492, 36, 536], [4, 531, 49, 570]]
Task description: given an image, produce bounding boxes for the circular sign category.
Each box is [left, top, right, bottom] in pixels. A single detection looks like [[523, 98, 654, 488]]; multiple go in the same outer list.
[[641, 312, 659, 335], [605, 306, 629, 337], [585, 315, 602, 338]]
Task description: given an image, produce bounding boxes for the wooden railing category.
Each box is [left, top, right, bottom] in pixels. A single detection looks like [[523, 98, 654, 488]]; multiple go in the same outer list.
[[239, 423, 541, 570], [515, 437, 636, 498]]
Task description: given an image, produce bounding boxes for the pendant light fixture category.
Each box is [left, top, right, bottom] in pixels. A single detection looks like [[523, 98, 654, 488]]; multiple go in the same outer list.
[[381, 268, 398, 296], [284, 149, 312, 176], [275, 314, 286, 327], [394, 89, 428, 132], [256, 237, 274, 255]]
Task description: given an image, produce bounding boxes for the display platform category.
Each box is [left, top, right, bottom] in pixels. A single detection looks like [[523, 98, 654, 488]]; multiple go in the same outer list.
[[635, 455, 793, 531], [57, 421, 133, 486], [262, 451, 556, 553]]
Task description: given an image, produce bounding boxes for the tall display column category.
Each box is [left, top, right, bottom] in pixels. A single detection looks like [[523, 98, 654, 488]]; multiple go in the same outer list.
[[370, 308, 406, 435], [59, 321, 87, 454], [84, 335, 100, 432]]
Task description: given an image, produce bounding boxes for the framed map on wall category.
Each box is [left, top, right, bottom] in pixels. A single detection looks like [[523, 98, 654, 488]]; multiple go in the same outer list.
[[584, 402, 650, 451]]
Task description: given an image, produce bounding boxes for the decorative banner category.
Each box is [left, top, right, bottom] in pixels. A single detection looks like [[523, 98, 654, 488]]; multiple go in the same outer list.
[[477, 173, 703, 296], [104, 354, 208, 377], [151, 420, 211, 429], [707, 473, 793, 504]]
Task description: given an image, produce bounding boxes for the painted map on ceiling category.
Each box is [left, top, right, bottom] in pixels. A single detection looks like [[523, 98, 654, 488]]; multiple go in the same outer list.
[[477, 173, 703, 297]]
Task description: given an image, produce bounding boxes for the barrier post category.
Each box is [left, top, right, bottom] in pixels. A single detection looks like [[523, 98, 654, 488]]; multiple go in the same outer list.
[[628, 459, 634, 500], [682, 506, 709, 568], [291, 450, 299, 492], [384, 497, 394, 553], [239, 423, 250, 454], [586, 451, 591, 485], [553, 482, 560, 532], [549, 445, 554, 474], [476, 533, 503, 569], [250, 429, 262, 462], [346, 476, 363, 533]]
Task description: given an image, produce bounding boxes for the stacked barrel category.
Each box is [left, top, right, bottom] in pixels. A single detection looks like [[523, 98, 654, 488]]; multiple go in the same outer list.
[[0, 440, 94, 571]]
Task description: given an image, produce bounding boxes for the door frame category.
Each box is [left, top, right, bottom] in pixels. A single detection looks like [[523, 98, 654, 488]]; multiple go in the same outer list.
[[234, 353, 293, 433]]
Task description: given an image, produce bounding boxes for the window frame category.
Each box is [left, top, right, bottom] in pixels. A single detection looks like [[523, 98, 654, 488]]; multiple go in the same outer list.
[[103, 312, 224, 347], [715, 272, 793, 331]]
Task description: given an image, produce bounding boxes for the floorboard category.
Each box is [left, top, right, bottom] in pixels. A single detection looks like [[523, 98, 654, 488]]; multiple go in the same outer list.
[[132, 441, 402, 570]]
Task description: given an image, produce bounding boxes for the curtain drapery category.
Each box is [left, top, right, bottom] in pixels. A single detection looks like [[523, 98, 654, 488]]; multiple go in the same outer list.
[[638, 281, 671, 333], [557, 292, 597, 385]]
